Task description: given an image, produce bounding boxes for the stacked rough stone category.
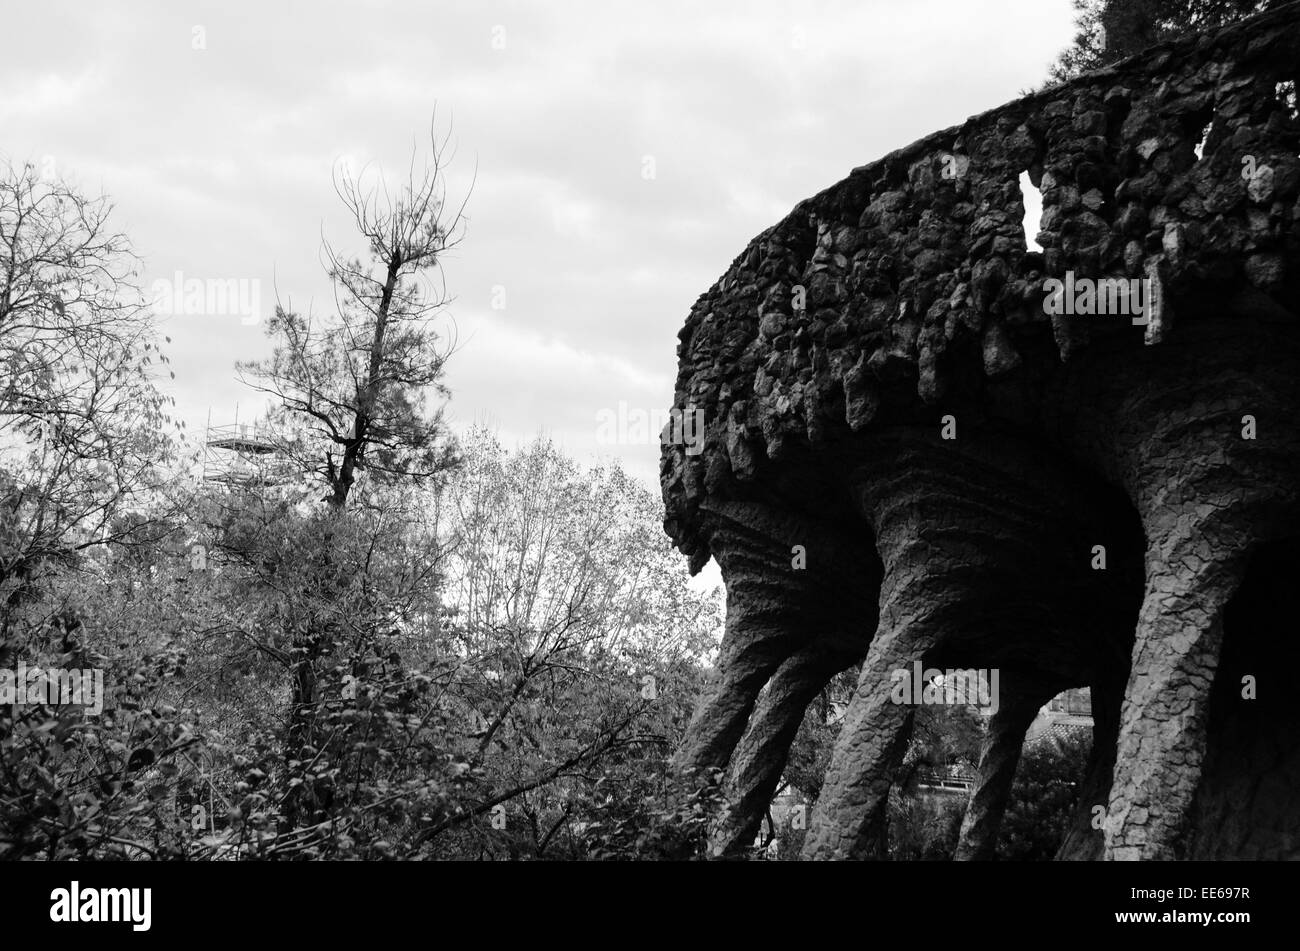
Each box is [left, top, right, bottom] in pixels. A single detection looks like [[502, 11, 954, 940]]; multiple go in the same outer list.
[[663, 3, 1300, 860]]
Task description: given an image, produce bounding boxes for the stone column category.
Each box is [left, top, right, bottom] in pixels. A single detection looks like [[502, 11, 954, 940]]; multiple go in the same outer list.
[[1078, 327, 1300, 859], [1055, 667, 1127, 860], [673, 499, 878, 782], [1103, 523, 1253, 859], [710, 643, 864, 856], [804, 430, 1130, 859], [954, 680, 1046, 860]]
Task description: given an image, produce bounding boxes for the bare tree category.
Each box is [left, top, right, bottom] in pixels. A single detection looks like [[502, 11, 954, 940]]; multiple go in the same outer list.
[[240, 116, 470, 509]]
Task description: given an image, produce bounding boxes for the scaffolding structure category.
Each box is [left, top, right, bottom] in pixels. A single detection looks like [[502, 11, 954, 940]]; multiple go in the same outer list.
[[202, 413, 290, 486]]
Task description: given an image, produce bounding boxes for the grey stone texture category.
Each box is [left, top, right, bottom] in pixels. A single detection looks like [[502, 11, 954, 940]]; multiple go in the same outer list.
[[663, 4, 1300, 859]]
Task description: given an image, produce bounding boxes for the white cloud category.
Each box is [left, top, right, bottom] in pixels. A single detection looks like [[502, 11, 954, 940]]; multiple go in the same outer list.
[[0, 68, 99, 122]]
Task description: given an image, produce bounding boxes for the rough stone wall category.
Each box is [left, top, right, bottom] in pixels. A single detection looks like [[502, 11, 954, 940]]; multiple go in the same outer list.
[[663, 3, 1300, 860]]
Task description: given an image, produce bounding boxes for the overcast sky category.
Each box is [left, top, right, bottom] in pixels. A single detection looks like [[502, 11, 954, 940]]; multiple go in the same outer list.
[[3, 0, 1074, 489]]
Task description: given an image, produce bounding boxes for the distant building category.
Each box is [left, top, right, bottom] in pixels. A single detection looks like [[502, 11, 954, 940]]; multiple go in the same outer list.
[[1025, 686, 1093, 747]]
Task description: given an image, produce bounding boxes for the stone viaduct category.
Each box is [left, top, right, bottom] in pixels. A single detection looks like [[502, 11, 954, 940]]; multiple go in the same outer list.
[[662, 4, 1300, 860]]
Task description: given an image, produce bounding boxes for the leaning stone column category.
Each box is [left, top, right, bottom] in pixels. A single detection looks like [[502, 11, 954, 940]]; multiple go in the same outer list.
[[953, 679, 1047, 861], [803, 429, 1130, 859], [1055, 665, 1127, 860], [673, 499, 878, 781], [1104, 534, 1250, 859], [801, 448, 971, 860], [799, 620, 930, 858], [710, 643, 865, 857], [1079, 327, 1300, 860]]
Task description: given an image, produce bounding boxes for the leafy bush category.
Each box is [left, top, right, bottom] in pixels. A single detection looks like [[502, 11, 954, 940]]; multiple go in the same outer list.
[[996, 730, 1092, 861]]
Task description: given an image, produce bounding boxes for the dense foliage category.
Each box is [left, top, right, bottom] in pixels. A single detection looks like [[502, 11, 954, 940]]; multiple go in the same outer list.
[[0, 157, 727, 860], [996, 731, 1092, 861], [1047, 0, 1287, 83]]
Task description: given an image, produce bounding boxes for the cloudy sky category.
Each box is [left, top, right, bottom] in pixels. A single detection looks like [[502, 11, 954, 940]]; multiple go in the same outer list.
[[4, 0, 1074, 489]]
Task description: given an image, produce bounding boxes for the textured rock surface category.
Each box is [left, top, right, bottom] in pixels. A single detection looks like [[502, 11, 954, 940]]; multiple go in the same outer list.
[[663, 4, 1300, 860]]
